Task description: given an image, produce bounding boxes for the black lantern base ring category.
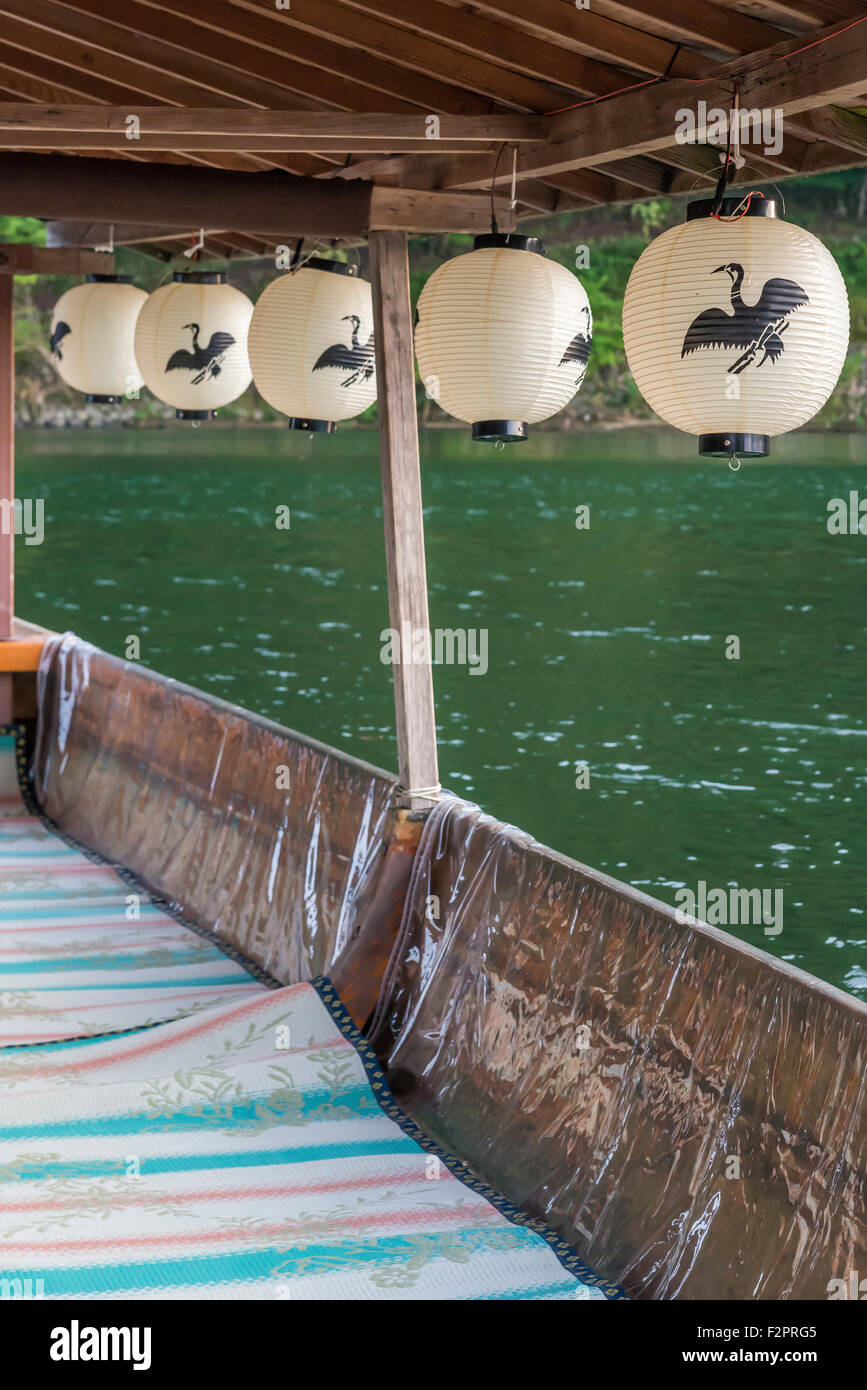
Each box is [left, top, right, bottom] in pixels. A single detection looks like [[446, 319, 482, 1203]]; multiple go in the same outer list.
[[699, 432, 770, 459], [288, 418, 337, 433], [472, 419, 529, 444], [86, 393, 123, 404], [177, 409, 216, 421]]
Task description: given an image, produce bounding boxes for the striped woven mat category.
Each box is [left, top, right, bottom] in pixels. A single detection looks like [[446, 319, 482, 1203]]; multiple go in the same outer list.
[[0, 730, 622, 1300]]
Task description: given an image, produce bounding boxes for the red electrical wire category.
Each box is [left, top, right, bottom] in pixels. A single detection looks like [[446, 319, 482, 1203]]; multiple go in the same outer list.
[[712, 190, 765, 220]]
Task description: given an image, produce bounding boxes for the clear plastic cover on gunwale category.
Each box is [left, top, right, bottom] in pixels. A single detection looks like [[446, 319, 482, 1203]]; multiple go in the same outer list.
[[372, 797, 867, 1301]]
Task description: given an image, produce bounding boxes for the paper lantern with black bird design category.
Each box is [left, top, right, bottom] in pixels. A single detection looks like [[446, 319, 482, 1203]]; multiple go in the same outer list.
[[413, 233, 593, 444], [49, 276, 147, 403], [248, 259, 376, 432], [622, 197, 849, 459], [134, 272, 253, 419]]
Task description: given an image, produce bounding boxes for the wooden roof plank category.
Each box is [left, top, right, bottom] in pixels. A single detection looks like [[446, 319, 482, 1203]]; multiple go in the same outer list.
[[454, 0, 711, 76], [592, 0, 792, 55], [335, 0, 702, 85], [116, 0, 516, 113], [223, 0, 576, 110]]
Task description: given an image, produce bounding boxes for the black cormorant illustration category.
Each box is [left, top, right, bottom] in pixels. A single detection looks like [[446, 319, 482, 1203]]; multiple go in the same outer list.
[[313, 315, 375, 388], [166, 323, 236, 384], [50, 321, 71, 360], [682, 263, 809, 375], [559, 305, 593, 385]]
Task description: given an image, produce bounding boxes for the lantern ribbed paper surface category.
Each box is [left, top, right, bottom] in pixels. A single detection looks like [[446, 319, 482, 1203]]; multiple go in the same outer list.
[[134, 274, 253, 417], [49, 277, 147, 401], [414, 240, 592, 442], [622, 209, 849, 454], [248, 261, 376, 430]]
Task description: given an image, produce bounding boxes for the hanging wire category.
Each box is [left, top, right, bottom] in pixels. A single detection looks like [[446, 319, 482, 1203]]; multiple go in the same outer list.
[[489, 142, 510, 234], [183, 228, 205, 261]]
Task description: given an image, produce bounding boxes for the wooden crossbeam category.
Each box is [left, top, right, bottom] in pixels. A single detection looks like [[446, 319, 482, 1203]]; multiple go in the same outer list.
[[0, 107, 544, 140], [0, 152, 498, 234], [0, 243, 115, 274]]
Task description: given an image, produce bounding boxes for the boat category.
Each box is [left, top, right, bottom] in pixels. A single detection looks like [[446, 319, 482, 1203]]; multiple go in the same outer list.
[[0, 0, 864, 1307]]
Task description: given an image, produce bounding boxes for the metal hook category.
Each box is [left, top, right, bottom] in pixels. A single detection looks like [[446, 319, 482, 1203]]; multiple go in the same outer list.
[[728, 453, 741, 471], [494, 439, 506, 452]]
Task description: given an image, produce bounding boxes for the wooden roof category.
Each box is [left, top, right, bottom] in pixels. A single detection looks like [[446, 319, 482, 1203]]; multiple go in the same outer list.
[[0, 0, 865, 257]]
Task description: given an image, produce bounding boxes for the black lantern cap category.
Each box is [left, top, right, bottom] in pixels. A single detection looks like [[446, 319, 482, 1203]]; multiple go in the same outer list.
[[687, 197, 778, 221], [699, 433, 769, 458], [472, 233, 546, 256], [472, 419, 529, 444], [86, 274, 134, 284], [303, 258, 357, 277], [177, 409, 216, 421], [172, 271, 225, 284], [288, 418, 337, 433], [86, 393, 124, 404]]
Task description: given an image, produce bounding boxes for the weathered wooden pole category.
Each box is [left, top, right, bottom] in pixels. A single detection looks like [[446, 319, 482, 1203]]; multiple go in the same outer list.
[[369, 230, 439, 810], [0, 274, 14, 722]]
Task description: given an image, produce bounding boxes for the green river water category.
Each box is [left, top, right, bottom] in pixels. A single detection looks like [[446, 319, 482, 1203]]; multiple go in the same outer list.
[[15, 425, 867, 999]]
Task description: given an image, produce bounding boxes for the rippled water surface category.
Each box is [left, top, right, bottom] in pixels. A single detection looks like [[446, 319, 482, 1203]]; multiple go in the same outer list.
[[16, 426, 867, 997]]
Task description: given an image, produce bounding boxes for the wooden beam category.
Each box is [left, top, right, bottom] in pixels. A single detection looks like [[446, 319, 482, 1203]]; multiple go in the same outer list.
[[0, 107, 544, 140], [0, 133, 508, 154], [369, 230, 439, 811], [0, 152, 503, 235], [787, 103, 867, 154], [0, 243, 114, 274], [0, 275, 14, 724], [0, 153, 374, 237], [369, 186, 497, 232]]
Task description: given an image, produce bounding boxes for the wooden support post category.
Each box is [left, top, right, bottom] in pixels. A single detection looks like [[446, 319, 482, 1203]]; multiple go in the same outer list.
[[0, 275, 14, 721], [369, 230, 439, 810]]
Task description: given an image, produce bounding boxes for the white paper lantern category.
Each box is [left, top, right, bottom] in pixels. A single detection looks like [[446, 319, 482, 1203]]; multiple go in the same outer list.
[[134, 271, 253, 419], [622, 197, 849, 458], [248, 259, 376, 432], [414, 232, 593, 443], [49, 275, 147, 402]]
